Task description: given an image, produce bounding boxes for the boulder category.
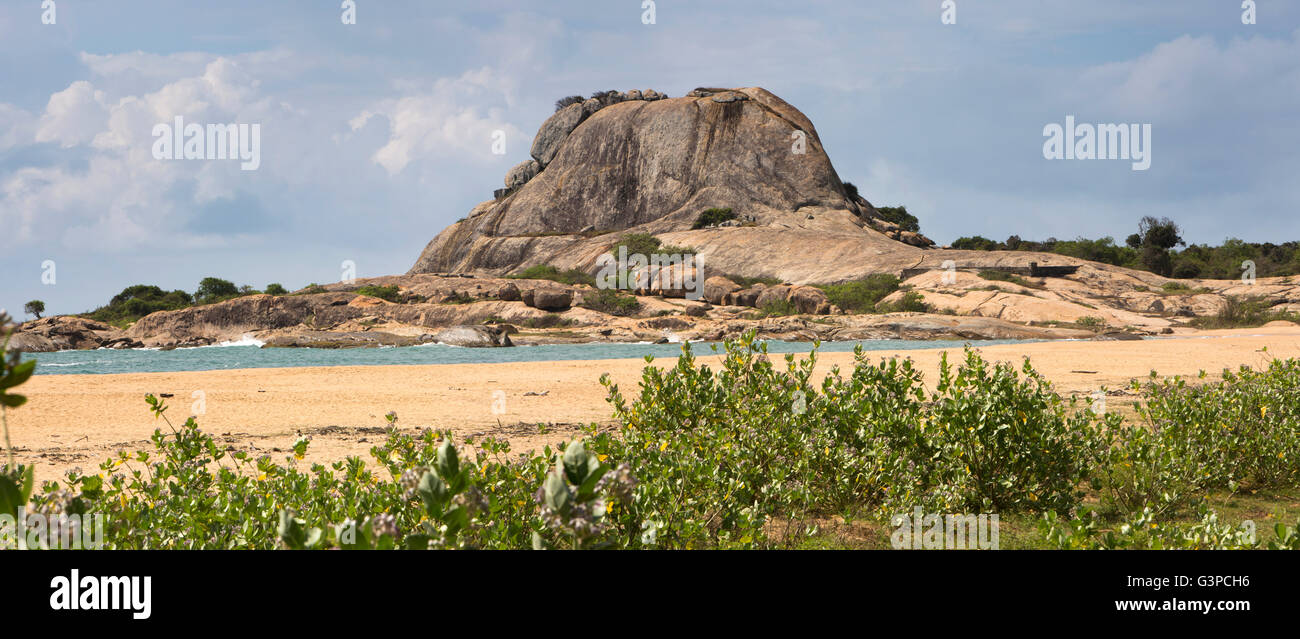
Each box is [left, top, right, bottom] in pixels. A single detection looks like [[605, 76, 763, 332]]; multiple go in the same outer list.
[[530, 102, 585, 168], [429, 325, 513, 347], [703, 276, 741, 305], [732, 284, 765, 308], [530, 288, 573, 311], [504, 159, 540, 189], [755, 284, 792, 309], [498, 282, 521, 301], [788, 286, 831, 314]]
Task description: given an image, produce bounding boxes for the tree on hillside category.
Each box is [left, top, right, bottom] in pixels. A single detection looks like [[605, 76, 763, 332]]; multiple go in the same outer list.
[[24, 300, 44, 319], [195, 277, 240, 304], [265, 283, 288, 296], [1135, 216, 1184, 276]]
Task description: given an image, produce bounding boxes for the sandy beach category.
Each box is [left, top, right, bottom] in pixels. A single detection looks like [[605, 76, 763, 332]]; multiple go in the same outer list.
[[9, 326, 1300, 479]]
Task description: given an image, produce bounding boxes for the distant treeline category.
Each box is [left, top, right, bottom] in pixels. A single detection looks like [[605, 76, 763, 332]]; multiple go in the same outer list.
[[952, 217, 1300, 279], [83, 278, 289, 327]]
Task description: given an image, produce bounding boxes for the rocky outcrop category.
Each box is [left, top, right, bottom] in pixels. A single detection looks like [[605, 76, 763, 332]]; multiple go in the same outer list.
[[426, 325, 513, 347], [530, 102, 586, 168], [703, 276, 741, 305], [529, 288, 573, 312], [409, 86, 900, 279], [9, 316, 135, 352], [504, 160, 540, 189]]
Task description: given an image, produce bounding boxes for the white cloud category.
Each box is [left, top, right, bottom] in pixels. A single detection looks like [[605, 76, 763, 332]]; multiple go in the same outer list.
[[35, 81, 109, 148], [0, 103, 35, 151], [361, 67, 525, 175]]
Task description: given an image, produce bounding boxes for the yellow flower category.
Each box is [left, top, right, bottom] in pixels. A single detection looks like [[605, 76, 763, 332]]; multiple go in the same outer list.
[[1261, 406, 1268, 418], [257, 473, 267, 481], [659, 441, 668, 452]]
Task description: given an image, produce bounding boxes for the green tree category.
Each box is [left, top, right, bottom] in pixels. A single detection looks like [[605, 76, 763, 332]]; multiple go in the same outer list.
[[264, 283, 288, 296], [23, 300, 44, 319], [195, 277, 239, 304]]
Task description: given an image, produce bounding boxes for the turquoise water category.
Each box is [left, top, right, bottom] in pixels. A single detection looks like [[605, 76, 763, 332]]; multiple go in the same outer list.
[[24, 338, 1045, 376]]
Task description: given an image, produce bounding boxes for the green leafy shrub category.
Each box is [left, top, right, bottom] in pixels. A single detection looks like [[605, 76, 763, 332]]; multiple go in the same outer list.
[[692, 207, 736, 229], [84, 285, 195, 326], [354, 285, 401, 302], [1190, 296, 1300, 329], [876, 291, 931, 313], [754, 298, 798, 317], [874, 205, 920, 233], [264, 283, 288, 296], [818, 274, 900, 313], [581, 288, 641, 316], [611, 233, 694, 258]]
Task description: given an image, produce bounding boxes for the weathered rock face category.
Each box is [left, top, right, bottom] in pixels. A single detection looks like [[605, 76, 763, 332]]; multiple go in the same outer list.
[[427, 325, 513, 347], [703, 276, 741, 305], [504, 160, 540, 189], [530, 102, 586, 168], [9, 316, 132, 352], [410, 86, 887, 279]]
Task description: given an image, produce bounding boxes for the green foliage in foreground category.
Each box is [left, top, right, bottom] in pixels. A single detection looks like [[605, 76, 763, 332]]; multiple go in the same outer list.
[[507, 265, 597, 288], [6, 330, 1300, 550]]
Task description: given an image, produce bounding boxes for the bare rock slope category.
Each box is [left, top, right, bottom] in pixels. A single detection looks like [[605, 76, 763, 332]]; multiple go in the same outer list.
[[410, 87, 934, 281]]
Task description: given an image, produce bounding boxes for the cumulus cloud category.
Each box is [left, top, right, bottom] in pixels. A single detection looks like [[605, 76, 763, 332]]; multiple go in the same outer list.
[[35, 81, 109, 148], [359, 68, 525, 175]]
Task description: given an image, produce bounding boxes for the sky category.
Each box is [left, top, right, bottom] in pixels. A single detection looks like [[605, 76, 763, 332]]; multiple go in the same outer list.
[[2, 0, 1299, 316]]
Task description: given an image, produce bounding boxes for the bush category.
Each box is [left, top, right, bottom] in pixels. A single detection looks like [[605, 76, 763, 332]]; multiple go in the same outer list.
[[817, 274, 900, 313], [581, 288, 640, 316], [755, 298, 798, 317], [14, 330, 1300, 550], [195, 277, 240, 305], [874, 205, 920, 233], [952, 236, 1001, 251], [876, 291, 931, 313], [265, 283, 288, 296], [554, 95, 584, 111], [508, 265, 597, 288], [692, 207, 736, 229], [1190, 296, 1300, 329], [355, 285, 401, 302], [1099, 361, 1300, 517], [83, 285, 195, 326]]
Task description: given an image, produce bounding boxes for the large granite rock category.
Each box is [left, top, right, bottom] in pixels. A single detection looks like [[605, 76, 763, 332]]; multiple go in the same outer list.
[[427, 325, 513, 347], [703, 276, 741, 305], [530, 102, 585, 168], [410, 87, 880, 279]]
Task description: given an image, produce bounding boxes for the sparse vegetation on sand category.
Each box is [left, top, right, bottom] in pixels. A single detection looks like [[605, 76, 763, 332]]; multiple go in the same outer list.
[[7, 326, 1296, 549], [1190, 296, 1300, 329]]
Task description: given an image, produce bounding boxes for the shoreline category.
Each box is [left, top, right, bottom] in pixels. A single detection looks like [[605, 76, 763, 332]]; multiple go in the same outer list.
[[10, 325, 1300, 481]]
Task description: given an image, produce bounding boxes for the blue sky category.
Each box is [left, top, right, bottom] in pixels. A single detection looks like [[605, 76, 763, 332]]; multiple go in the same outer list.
[[2, 1, 1299, 316]]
